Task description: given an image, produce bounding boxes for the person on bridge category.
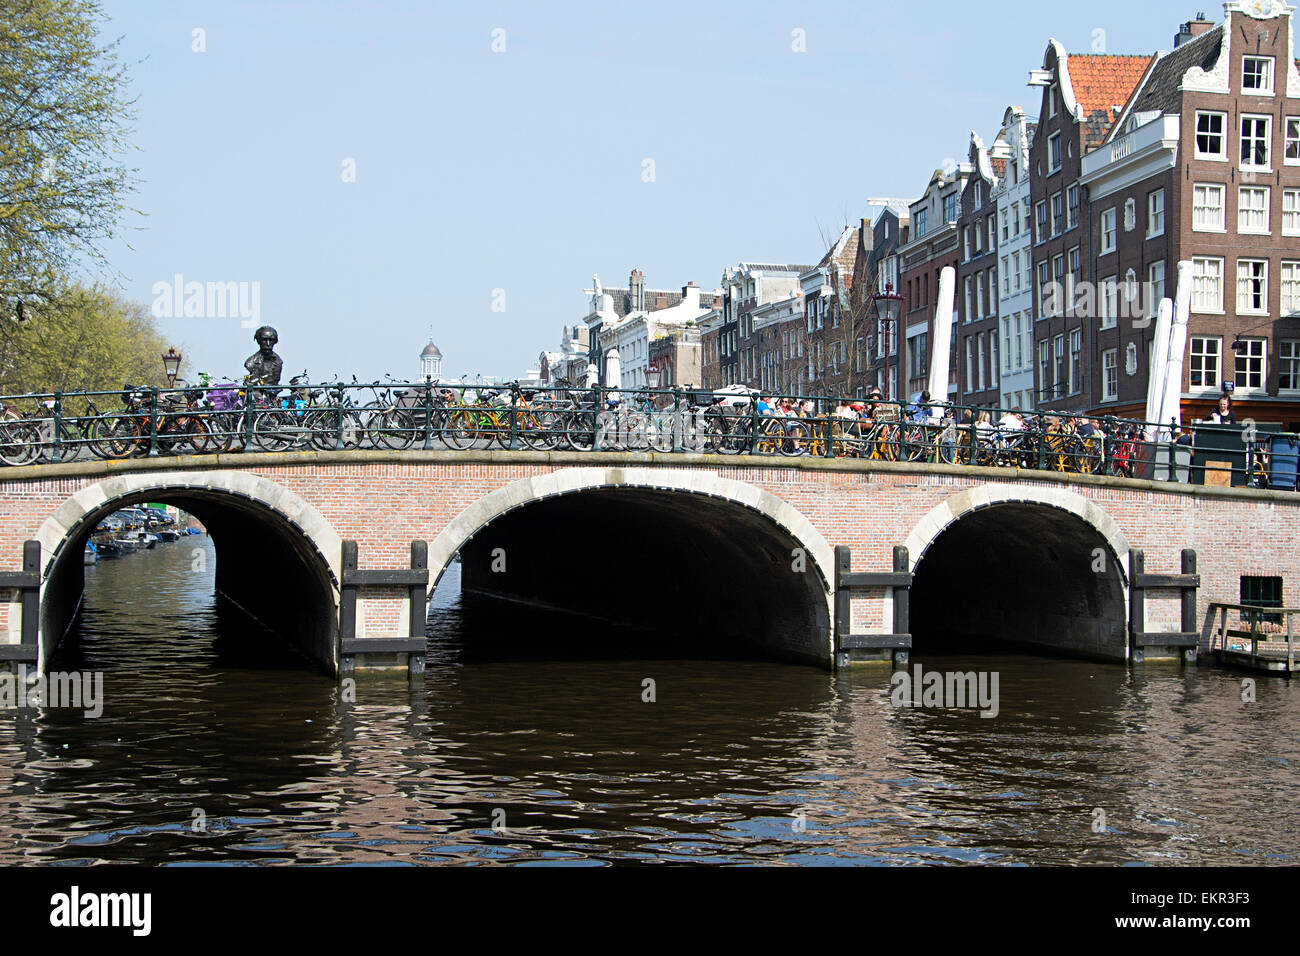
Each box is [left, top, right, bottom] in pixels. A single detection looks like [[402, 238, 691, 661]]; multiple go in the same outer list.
[[1208, 395, 1237, 425]]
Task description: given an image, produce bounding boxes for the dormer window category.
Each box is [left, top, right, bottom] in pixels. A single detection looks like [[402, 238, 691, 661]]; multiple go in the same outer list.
[[1243, 56, 1274, 96]]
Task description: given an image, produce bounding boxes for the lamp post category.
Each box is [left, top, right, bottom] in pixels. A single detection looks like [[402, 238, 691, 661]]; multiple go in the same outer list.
[[645, 364, 660, 389], [871, 284, 904, 401], [161, 347, 182, 386]]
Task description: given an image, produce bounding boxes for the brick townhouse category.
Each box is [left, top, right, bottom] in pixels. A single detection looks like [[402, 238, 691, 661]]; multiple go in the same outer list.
[[956, 130, 1011, 408], [1028, 42, 1154, 412], [1080, 3, 1300, 429], [899, 165, 969, 402]]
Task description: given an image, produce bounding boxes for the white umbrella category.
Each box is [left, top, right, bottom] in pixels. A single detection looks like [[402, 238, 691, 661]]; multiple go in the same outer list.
[[586, 362, 599, 387], [1160, 260, 1194, 434], [604, 347, 622, 390], [928, 266, 956, 401], [1144, 297, 1173, 439]]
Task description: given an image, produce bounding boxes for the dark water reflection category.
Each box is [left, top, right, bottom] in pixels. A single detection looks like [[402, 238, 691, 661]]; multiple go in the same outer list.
[[0, 537, 1295, 865]]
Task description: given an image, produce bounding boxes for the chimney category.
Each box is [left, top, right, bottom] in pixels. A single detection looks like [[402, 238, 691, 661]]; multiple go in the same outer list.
[[630, 269, 645, 312], [1174, 13, 1214, 47]]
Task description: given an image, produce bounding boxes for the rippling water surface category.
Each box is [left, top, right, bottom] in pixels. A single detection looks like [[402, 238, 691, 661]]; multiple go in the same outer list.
[[0, 536, 1295, 865]]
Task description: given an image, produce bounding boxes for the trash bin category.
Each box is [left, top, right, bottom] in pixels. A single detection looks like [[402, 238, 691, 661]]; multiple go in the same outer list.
[[1268, 435, 1299, 491]]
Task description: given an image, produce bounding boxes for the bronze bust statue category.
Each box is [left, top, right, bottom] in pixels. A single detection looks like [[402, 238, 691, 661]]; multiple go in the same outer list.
[[244, 326, 283, 386]]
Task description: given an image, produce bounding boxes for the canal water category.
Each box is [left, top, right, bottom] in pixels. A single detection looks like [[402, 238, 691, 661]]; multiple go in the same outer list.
[[0, 535, 1295, 865]]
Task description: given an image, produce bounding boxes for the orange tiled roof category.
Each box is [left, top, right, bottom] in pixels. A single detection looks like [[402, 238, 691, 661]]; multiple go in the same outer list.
[[991, 157, 1007, 178], [1065, 53, 1154, 124]]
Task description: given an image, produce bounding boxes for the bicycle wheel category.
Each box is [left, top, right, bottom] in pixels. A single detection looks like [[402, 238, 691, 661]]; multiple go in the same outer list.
[[99, 414, 148, 458], [753, 419, 784, 455], [252, 409, 295, 452], [870, 424, 902, 461], [704, 414, 740, 454], [309, 407, 363, 450], [938, 432, 966, 465], [559, 410, 595, 450], [0, 421, 41, 466], [441, 409, 478, 450], [1077, 437, 1102, 474], [368, 408, 415, 450], [518, 408, 552, 451], [779, 419, 810, 457], [169, 414, 211, 454]]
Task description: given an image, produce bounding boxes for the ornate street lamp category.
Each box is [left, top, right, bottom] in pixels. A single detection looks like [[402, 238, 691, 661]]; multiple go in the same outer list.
[[871, 284, 904, 401], [645, 363, 661, 390], [161, 347, 182, 386]]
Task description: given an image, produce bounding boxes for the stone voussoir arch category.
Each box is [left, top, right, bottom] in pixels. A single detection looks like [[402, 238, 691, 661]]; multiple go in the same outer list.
[[902, 483, 1132, 580], [427, 465, 836, 594], [35, 469, 344, 585]]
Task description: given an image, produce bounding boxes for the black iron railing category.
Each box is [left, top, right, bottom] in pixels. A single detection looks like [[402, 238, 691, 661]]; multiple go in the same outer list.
[[0, 379, 1295, 490]]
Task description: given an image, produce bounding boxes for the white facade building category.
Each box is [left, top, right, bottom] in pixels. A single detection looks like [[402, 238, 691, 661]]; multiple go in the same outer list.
[[993, 106, 1036, 409], [420, 339, 443, 380], [600, 284, 717, 389]]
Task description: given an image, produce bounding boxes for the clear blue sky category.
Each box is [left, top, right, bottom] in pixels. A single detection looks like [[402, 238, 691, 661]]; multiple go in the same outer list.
[[97, 0, 1193, 383]]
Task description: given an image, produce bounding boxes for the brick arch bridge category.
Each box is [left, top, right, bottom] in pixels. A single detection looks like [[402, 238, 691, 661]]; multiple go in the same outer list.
[[0, 450, 1294, 675]]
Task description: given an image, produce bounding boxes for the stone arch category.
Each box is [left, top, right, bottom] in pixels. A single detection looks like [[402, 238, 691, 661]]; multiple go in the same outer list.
[[36, 470, 342, 583], [902, 483, 1130, 580], [34, 470, 343, 671], [905, 483, 1132, 661], [427, 466, 836, 665]]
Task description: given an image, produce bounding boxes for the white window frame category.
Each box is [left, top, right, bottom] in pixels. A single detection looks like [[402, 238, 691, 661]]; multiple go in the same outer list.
[[1235, 337, 1266, 391], [1238, 185, 1270, 235], [1195, 111, 1227, 161], [1067, 246, 1080, 307], [1282, 260, 1300, 316], [1066, 183, 1079, 230], [1100, 275, 1118, 329], [1069, 328, 1081, 395], [1049, 132, 1061, 173], [1236, 258, 1268, 314], [1192, 257, 1224, 313], [1037, 260, 1050, 317], [1148, 259, 1165, 318], [1100, 207, 1116, 254], [1241, 114, 1272, 171], [1050, 192, 1063, 236], [1189, 336, 1221, 391], [1284, 188, 1300, 236], [1038, 339, 1051, 398], [1193, 183, 1226, 232], [1147, 189, 1164, 238], [1053, 334, 1065, 395], [1286, 117, 1300, 166], [1242, 55, 1274, 96], [1279, 339, 1300, 392], [1101, 348, 1118, 401]]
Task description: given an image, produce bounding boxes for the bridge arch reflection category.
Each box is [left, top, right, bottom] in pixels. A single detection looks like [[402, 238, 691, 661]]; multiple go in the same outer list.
[[36, 472, 341, 672]]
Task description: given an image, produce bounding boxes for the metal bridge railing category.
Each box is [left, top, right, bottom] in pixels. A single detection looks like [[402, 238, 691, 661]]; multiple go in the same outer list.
[[1, 379, 1296, 491]]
